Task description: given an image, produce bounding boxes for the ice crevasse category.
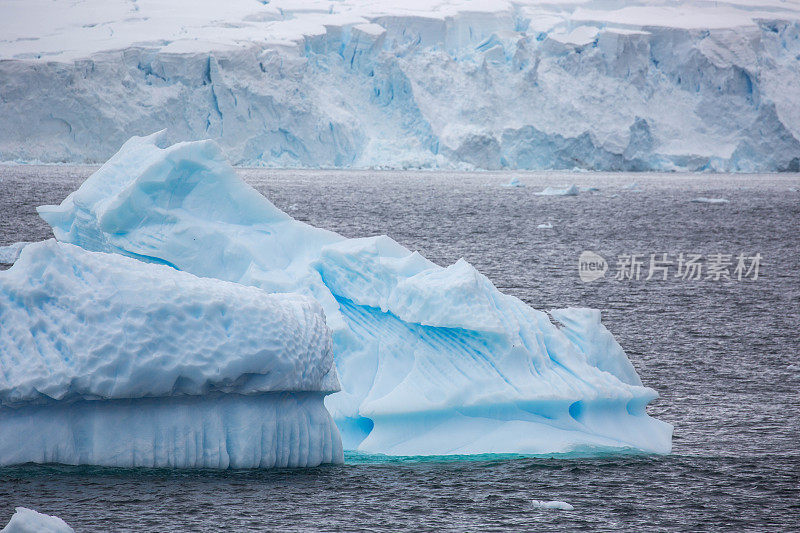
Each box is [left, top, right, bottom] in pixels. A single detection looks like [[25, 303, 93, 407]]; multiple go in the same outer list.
[[0, 239, 343, 468], [34, 132, 672, 457]]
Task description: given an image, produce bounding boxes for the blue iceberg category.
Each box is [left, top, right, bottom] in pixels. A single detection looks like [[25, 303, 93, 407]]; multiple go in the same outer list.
[[34, 132, 672, 457]]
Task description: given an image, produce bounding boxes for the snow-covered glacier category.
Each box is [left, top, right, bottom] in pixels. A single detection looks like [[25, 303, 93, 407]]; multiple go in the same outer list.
[[0, 239, 343, 468], [36, 132, 673, 455], [1, 0, 799, 171]]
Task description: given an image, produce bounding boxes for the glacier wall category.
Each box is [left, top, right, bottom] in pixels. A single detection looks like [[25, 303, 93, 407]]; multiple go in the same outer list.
[[37, 132, 673, 455], [0, 1, 799, 171], [0, 240, 343, 468]]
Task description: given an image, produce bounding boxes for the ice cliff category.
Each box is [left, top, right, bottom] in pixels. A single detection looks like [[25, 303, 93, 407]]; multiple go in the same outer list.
[[35, 132, 673, 455], [0, 239, 343, 468], [1, 0, 799, 171]]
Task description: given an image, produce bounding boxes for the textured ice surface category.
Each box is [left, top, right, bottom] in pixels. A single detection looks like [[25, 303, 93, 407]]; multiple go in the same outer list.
[[0, 241, 337, 404], [0, 242, 32, 264], [1, 508, 74, 533], [0, 1, 799, 171], [38, 133, 673, 456], [0, 240, 343, 467]]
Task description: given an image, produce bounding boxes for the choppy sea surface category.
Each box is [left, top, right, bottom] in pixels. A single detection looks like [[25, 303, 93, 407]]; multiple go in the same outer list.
[[1, 167, 799, 532]]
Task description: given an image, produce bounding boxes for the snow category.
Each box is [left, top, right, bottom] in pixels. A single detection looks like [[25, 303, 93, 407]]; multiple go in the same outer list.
[[1, 1, 799, 171], [691, 197, 730, 204], [1, 508, 74, 533], [0, 239, 343, 468], [0, 242, 32, 264], [36, 133, 673, 456], [530, 500, 574, 511], [535, 185, 580, 196]]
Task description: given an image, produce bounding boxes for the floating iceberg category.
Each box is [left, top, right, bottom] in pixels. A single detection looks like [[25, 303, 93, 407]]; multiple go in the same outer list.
[[1, 508, 74, 533], [530, 500, 574, 511], [0, 240, 342, 468], [622, 182, 643, 192], [691, 197, 729, 204], [535, 185, 579, 196], [537, 222, 554, 229], [502, 177, 525, 188], [37, 133, 672, 456]]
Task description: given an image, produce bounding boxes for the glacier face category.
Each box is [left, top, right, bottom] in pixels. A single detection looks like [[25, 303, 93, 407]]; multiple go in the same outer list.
[[0, 0, 799, 171], [38, 132, 673, 455], [0, 240, 343, 467]]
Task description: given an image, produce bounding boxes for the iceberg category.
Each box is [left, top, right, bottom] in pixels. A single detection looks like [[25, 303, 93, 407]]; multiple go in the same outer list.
[[535, 185, 579, 196], [36, 132, 672, 456], [0, 240, 343, 468], [530, 500, 574, 511], [502, 177, 525, 188], [1, 508, 73, 533], [690, 197, 729, 204]]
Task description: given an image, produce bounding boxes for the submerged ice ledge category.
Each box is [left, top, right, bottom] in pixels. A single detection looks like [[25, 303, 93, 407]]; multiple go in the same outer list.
[[31, 132, 672, 457], [0, 393, 342, 469]]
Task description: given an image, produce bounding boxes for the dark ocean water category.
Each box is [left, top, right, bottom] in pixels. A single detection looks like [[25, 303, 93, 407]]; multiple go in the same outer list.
[[0, 167, 799, 532]]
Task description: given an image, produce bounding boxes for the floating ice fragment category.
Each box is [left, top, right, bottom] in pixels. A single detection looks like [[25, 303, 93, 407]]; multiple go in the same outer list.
[[691, 197, 729, 204], [531, 500, 574, 511], [537, 222, 553, 229], [502, 176, 525, 187], [535, 184, 579, 196], [1, 507, 74, 533], [622, 182, 642, 192]]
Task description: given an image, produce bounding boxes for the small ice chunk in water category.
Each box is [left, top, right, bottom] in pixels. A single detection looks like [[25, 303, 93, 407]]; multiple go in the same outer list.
[[622, 182, 642, 191], [537, 222, 553, 229], [502, 176, 524, 187], [1, 507, 74, 533], [691, 197, 729, 204], [579, 186, 599, 192], [531, 500, 574, 511], [535, 184, 579, 196]]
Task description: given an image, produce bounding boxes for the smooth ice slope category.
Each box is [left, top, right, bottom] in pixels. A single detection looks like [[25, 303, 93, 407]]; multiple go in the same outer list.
[[1, 508, 74, 533], [1, 0, 799, 171], [0, 240, 343, 467], [39, 133, 673, 455]]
